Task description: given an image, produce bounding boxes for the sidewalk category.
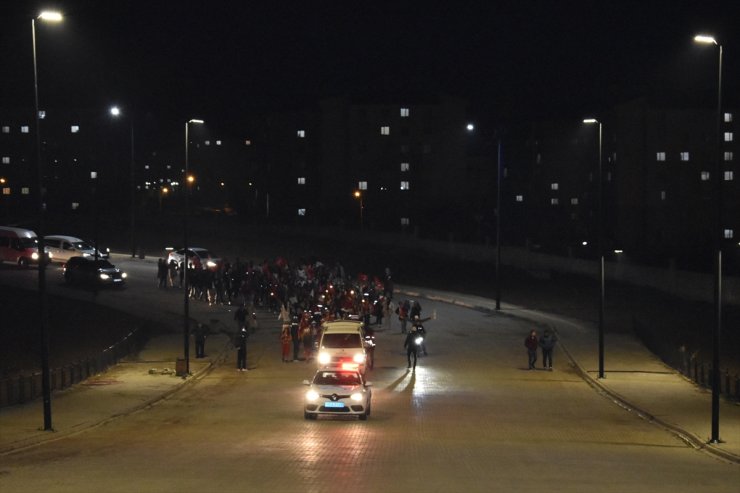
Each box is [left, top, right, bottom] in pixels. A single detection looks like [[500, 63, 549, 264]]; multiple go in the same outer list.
[[2, 285, 738, 464], [401, 285, 740, 464]]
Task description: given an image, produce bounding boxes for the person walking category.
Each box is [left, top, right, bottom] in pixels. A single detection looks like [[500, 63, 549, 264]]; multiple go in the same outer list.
[[280, 324, 292, 362], [397, 299, 410, 334], [404, 326, 420, 371], [539, 328, 557, 370], [290, 316, 301, 362], [236, 327, 248, 371], [157, 258, 168, 288], [524, 330, 538, 370], [194, 323, 209, 358], [234, 303, 248, 331]]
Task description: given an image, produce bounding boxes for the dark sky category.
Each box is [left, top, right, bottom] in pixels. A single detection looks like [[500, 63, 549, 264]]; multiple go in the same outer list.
[[1, 0, 738, 131]]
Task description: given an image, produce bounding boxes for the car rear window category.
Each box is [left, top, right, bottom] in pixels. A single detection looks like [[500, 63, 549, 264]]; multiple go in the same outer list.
[[314, 372, 360, 385], [321, 333, 362, 349]]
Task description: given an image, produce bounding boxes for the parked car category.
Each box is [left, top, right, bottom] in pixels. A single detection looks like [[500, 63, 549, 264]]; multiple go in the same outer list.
[[0, 226, 52, 267], [62, 257, 126, 287], [45, 235, 109, 262], [166, 247, 221, 270], [303, 368, 373, 420]]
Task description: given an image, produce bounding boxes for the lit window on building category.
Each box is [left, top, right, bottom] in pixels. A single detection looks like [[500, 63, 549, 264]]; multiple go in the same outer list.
[[400, 162, 410, 172], [700, 171, 710, 181], [680, 152, 689, 161], [724, 229, 734, 239], [656, 152, 666, 161], [400, 108, 410, 117], [21, 126, 29, 133], [725, 132, 734, 142], [21, 187, 30, 195], [725, 113, 733, 123], [245, 139, 251, 146], [550, 198, 559, 205], [205, 140, 211, 146], [297, 130, 305, 138], [297, 177, 306, 185], [380, 126, 390, 135], [660, 191, 666, 201], [71, 125, 80, 133], [38, 111, 46, 119], [400, 181, 410, 190], [358, 181, 368, 190], [724, 171, 734, 181], [515, 195, 524, 202], [725, 151, 734, 161], [551, 183, 559, 190], [2, 126, 9, 133], [72, 202, 80, 210], [571, 198, 579, 205], [2, 157, 9, 164], [216, 140, 222, 146], [536, 153, 542, 164], [401, 217, 410, 225], [298, 208, 306, 216], [2, 188, 9, 195]]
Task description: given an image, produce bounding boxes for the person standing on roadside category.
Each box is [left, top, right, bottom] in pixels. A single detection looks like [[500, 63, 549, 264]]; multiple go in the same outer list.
[[236, 327, 248, 371], [194, 323, 209, 358], [539, 328, 557, 370], [157, 258, 168, 288], [524, 330, 538, 370]]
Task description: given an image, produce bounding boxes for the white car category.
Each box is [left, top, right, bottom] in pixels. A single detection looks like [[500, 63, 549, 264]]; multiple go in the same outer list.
[[45, 235, 108, 262], [166, 247, 221, 270], [316, 320, 374, 374], [303, 368, 372, 420]]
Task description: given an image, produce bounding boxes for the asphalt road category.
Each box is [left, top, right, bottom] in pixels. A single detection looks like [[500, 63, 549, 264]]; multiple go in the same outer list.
[[0, 257, 736, 492]]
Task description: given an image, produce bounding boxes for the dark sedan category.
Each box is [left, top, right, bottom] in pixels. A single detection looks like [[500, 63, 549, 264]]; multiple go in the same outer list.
[[62, 257, 127, 287]]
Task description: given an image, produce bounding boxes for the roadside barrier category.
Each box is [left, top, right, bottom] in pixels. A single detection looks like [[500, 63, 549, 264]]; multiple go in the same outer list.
[[0, 327, 149, 408]]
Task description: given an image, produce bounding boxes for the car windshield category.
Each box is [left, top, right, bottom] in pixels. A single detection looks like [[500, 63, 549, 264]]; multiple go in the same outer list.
[[321, 333, 362, 349], [314, 371, 360, 386], [192, 249, 216, 259], [93, 260, 114, 269], [18, 238, 37, 249], [72, 241, 94, 250]]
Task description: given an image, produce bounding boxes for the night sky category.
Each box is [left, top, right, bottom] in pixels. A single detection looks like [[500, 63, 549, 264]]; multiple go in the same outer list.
[[1, 1, 738, 131]]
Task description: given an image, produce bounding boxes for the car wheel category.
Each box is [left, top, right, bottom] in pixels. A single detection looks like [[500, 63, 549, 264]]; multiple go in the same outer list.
[[304, 411, 316, 420], [359, 411, 368, 421]]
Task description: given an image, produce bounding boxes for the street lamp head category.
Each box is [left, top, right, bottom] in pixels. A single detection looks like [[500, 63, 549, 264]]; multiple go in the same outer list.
[[187, 175, 195, 185], [353, 190, 361, 199], [694, 34, 718, 45], [583, 118, 599, 124], [110, 106, 121, 117], [38, 11, 63, 22], [466, 123, 475, 131], [188, 119, 204, 125]]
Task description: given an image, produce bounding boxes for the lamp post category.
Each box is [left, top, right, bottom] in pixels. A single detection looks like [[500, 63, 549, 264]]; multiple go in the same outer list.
[[584, 118, 605, 379], [109, 106, 137, 258], [354, 190, 363, 230], [694, 33, 723, 444], [183, 119, 203, 376], [32, 9, 63, 432]]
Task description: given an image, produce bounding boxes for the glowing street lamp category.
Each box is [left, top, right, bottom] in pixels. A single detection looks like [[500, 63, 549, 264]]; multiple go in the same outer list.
[[694, 33, 724, 444], [354, 190, 363, 230], [32, 9, 63, 432]]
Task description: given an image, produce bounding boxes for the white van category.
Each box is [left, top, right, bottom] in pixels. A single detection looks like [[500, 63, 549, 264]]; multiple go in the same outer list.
[[316, 320, 375, 374], [44, 235, 107, 263], [0, 226, 51, 267]]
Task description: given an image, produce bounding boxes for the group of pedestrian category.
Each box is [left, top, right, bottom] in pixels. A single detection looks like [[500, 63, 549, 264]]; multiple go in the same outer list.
[[524, 328, 558, 370]]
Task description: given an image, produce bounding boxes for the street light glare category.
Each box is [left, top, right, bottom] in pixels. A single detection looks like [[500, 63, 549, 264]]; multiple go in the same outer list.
[[110, 106, 121, 117], [38, 11, 63, 22], [694, 34, 717, 45], [583, 118, 598, 124], [189, 119, 204, 124]]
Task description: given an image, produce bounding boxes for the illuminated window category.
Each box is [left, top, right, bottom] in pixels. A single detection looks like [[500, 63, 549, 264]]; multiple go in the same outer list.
[[724, 229, 734, 239], [297, 130, 305, 138], [400, 108, 410, 117], [400, 217, 410, 225], [380, 126, 390, 135], [2, 157, 9, 164], [1, 126, 9, 133], [550, 198, 559, 205], [656, 152, 666, 161], [571, 198, 579, 205], [725, 132, 734, 142], [205, 140, 211, 146], [680, 152, 689, 161], [551, 183, 559, 190], [71, 202, 80, 210], [725, 113, 733, 123], [400, 181, 410, 190], [71, 125, 80, 133], [245, 139, 252, 146], [21, 126, 29, 133], [298, 208, 306, 216], [216, 140, 222, 146], [358, 181, 367, 190], [2, 188, 9, 195], [515, 195, 524, 202], [725, 151, 734, 161], [700, 171, 710, 181], [724, 171, 734, 181], [38, 111, 46, 120], [297, 177, 306, 185], [660, 191, 666, 201], [21, 187, 30, 195], [400, 162, 410, 172]]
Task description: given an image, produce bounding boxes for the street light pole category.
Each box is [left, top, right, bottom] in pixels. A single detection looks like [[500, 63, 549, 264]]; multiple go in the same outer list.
[[110, 106, 137, 258], [32, 10, 62, 432], [584, 118, 605, 379], [694, 33, 723, 445], [183, 119, 203, 377]]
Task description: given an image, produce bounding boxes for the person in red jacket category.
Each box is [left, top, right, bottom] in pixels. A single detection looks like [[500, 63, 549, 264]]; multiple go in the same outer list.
[[524, 330, 539, 370]]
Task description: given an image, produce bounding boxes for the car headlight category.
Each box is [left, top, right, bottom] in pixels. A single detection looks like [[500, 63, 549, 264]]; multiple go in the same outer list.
[[31, 252, 39, 260], [353, 353, 366, 364], [99, 273, 110, 280], [350, 392, 364, 402], [121, 272, 128, 279], [306, 390, 320, 401], [206, 260, 217, 268], [318, 352, 331, 365]]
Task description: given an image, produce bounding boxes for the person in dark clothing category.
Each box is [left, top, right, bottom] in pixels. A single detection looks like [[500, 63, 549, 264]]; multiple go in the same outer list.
[[236, 327, 248, 371], [194, 323, 209, 358], [290, 316, 301, 361], [234, 304, 248, 331], [404, 326, 421, 370], [524, 330, 538, 370], [539, 329, 557, 370]]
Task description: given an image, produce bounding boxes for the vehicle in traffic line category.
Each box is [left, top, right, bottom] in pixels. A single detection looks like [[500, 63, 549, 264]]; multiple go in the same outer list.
[[166, 247, 221, 270], [303, 368, 373, 420], [62, 257, 127, 287], [44, 235, 109, 262], [316, 320, 374, 374], [0, 226, 52, 267]]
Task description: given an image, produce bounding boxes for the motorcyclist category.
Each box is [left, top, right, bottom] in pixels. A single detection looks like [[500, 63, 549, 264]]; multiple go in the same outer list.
[[403, 325, 420, 370], [411, 314, 430, 356]]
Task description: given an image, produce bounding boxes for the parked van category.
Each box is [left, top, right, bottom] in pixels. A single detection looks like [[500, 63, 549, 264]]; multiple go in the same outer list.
[[0, 226, 51, 267], [44, 235, 107, 263], [316, 320, 375, 374]]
